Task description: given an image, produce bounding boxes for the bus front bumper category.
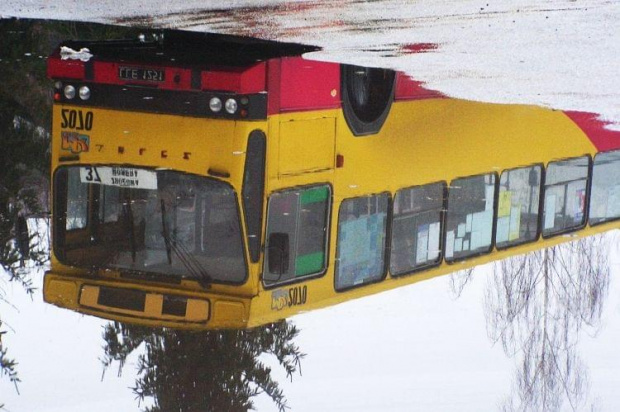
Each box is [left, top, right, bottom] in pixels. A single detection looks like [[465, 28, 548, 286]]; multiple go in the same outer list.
[[43, 272, 249, 330]]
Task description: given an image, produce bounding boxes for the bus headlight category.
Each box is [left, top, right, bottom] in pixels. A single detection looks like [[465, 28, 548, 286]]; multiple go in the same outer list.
[[79, 86, 91, 100], [225, 98, 238, 114], [209, 97, 222, 113], [64, 85, 76, 99]]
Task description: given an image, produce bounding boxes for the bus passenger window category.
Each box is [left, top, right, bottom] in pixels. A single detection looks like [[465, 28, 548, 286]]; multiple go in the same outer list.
[[390, 183, 444, 276], [445, 174, 496, 262], [263, 185, 331, 286], [495, 165, 542, 248], [335, 194, 389, 291], [542, 156, 589, 236], [589, 150, 620, 225]]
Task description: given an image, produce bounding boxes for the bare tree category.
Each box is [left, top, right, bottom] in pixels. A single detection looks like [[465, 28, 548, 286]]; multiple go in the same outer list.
[[448, 268, 476, 298], [485, 235, 611, 411]]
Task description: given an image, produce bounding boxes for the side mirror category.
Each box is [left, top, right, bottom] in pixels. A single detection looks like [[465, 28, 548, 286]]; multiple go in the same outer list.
[[268, 232, 289, 277]]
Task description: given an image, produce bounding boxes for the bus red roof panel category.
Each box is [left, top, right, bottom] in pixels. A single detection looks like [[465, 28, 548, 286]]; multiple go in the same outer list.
[[48, 55, 267, 94], [47, 56, 85, 80], [202, 62, 266, 93], [271, 57, 341, 114]]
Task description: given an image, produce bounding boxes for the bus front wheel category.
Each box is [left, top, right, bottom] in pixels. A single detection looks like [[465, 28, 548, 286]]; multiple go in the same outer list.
[[341, 64, 395, 136]]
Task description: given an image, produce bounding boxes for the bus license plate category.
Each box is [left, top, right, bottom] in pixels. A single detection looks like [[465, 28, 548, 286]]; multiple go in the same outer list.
[[118, 66, 165, 82]]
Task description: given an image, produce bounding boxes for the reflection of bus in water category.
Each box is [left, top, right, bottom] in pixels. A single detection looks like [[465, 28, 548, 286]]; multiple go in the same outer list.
[[44, 31, 620, 329]]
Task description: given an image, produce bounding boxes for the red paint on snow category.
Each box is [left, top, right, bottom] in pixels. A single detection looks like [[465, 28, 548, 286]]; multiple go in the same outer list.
[[401, 43, 439, 54]]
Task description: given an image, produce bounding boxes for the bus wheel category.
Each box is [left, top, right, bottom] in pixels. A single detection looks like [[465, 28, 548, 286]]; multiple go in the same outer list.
[[341, 64, 395, 136]]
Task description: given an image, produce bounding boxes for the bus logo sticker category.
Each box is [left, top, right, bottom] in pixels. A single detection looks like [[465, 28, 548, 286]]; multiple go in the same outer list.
[[61, 131, 90, 153], [271, 285, 308, 311]]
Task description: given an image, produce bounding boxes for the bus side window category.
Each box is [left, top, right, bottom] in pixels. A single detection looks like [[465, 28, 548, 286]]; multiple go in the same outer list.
[[335, 193, 389, 291], [390, 183, 444, 276], [445, 173, 496, 262], [495, 165, 542, 248], [263, 185, 331, 286], [589, 150, 620, 225], [542, 156, 590, 237]]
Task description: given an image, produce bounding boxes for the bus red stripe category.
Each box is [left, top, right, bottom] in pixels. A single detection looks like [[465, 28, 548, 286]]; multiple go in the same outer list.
[[565, 111, 620, 151], [394, 73, 445, 101]]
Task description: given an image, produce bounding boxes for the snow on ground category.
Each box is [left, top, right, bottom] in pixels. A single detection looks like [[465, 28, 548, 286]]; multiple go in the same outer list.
[[2, 0, 620, 129]]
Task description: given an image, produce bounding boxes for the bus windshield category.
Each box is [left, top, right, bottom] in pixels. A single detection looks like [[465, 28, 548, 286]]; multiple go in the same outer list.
[[54, 166, 246, 285]]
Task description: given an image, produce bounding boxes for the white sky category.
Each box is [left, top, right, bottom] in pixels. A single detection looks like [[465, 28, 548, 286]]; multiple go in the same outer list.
[[3, 233, 620, 411], [254, 238, 620, 411]]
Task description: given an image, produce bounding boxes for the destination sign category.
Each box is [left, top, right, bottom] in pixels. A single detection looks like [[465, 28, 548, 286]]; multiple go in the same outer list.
[[80, 166, 158, 189]]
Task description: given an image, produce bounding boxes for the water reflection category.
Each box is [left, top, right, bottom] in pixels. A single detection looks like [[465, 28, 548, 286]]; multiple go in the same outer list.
[[486, 235, 611, 411], [101, 320, 304, 412]]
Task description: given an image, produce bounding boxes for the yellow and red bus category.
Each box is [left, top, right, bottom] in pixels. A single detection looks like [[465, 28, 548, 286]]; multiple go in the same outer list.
[[44, 31, 620, 329]]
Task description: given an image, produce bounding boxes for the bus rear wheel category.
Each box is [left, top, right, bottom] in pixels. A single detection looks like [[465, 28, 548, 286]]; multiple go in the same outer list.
[[341, 64, 395, 136]]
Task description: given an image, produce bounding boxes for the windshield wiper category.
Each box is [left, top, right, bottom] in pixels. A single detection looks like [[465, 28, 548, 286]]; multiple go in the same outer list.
[[161, 200, 173, 265], [160, 200, 212, 288], [171, 233, 213, 289]]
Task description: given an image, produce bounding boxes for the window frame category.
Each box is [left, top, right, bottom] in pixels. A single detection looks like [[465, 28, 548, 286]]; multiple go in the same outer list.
[[495, 164, 544, 251], [541, 155, 592, 238], [444, 172, 498, 263], [588, 149, 620, 227], [52, 165, 250, 286], [262, 183, 333, 289], [388, 181, 446, 277], [242, 130, 267, 263], [334, 192, 392, 292], [64, 166, 90, 231]]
